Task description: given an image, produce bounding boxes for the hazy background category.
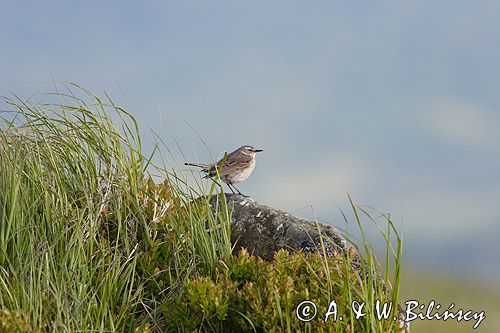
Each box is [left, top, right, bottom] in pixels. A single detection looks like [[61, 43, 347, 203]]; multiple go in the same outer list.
[[2, 1, 499, 330]]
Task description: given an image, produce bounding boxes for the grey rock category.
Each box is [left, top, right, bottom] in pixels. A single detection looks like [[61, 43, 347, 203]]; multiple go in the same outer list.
[[207, 194, 409, 332], [208, 193, 349, 261]]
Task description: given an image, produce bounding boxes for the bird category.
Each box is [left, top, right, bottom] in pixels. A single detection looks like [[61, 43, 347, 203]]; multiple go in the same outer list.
[[185, 145, 263, 196]]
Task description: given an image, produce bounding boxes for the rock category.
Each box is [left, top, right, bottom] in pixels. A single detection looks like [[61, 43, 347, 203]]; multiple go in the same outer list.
[[208, 193, 349, 261], [207, 194, 409, 332]]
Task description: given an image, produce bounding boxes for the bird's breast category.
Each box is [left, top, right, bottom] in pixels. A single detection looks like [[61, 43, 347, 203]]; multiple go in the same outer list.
[[225, 159, 256, 184]]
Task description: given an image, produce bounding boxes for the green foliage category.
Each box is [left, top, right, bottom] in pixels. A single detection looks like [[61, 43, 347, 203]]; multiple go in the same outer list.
[[0, 84, 403, 332], [163, 249, 401, 333], [0, 309, 32, 333]]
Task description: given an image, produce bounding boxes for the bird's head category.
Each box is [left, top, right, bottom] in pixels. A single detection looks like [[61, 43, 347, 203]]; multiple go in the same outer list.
[[240, 145, 263, 155]]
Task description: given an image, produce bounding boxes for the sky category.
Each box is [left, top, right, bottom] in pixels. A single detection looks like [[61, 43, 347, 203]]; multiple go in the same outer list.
[[1, 1, 499, 284]]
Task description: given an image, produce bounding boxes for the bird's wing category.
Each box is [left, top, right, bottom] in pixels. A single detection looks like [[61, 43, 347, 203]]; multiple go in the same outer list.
[[220, 156, 253, 176], [207, 152, 253, 176]]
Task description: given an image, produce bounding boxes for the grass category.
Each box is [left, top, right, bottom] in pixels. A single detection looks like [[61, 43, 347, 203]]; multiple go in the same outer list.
[[0, 84, 403, 332]]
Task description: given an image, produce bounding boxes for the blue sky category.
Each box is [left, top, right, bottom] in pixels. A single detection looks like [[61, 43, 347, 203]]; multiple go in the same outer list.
[[2, 1, 499, 283]]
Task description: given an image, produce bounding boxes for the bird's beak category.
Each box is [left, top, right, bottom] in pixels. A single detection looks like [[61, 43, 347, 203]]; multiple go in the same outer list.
[[253, 149, 263, 152]]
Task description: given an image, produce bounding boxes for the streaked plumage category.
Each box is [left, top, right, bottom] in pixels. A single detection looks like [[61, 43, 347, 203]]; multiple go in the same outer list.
[[185, 145, 263, 196]]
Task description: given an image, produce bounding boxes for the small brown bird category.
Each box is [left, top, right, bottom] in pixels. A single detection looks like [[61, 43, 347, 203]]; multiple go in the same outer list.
[[185, 145, 263, 196]]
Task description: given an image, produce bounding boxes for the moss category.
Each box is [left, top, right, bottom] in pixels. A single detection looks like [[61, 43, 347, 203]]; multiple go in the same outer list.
[[162, 249, 398, 332], [0, 309, 32, 333]]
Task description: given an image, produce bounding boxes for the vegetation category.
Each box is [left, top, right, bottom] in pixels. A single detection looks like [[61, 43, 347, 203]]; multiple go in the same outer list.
[[0, 85, 403, 332]]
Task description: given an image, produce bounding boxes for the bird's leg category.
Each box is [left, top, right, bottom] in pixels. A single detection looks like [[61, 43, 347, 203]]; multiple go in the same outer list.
[[231, 184, 248, 197], [226, 183, 236, 194]]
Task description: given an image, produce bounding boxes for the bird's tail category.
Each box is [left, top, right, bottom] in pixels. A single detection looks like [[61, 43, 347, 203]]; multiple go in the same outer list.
[[184, 162, 210, 170]]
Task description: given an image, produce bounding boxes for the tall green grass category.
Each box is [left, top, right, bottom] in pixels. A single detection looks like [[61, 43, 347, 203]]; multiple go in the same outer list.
[[0, 84, 403, 332]]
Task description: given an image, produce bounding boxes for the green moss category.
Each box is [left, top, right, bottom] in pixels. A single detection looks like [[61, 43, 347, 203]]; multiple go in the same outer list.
[[0, 309, 32, 333], [162, 249, 399, 332]]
